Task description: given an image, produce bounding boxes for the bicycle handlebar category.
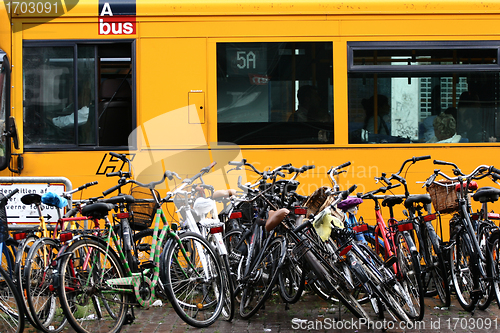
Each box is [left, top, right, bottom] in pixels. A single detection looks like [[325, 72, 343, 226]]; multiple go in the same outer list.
[[1, 188, 19, 202]]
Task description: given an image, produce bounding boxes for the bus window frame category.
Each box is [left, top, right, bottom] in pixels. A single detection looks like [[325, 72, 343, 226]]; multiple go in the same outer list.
[[22, 39, 136, 151], [348, 41, 500, 74], [0, 54, 11, 171]]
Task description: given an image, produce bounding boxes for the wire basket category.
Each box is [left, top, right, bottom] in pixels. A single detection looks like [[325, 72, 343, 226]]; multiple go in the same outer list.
[[427, 180, 462, 214], [128, 187, 159, 230]]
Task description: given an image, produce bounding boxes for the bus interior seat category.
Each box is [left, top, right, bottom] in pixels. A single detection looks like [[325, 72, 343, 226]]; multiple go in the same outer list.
[[98, 78, 132, 146]]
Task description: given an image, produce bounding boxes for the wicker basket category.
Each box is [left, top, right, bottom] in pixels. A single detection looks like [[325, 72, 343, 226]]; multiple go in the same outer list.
[[426, 180, 460, 214], [128, 187, 159, 230], [303, 186, 344, 220]]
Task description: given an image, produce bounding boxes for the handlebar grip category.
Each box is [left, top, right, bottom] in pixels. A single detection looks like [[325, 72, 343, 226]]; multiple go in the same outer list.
[[276, 171, 285, 178], [109, 152, 128, 162], [106, 171, 121, 177], [433, 160, 448, 165], [103, 184, 122, 197], [414, 155, 431, 161], [387, 183, 401, 190], [4, 188, 19, 200], [347, 184, 357, 194], [293, 219, 312, 235], [301, 165, 316, 171], [79, 181, 98, 190], [338, 161, 351, 169], [491, 166, 500, 174], [288, 166, 301, 174], [228, 159, 245, 166]]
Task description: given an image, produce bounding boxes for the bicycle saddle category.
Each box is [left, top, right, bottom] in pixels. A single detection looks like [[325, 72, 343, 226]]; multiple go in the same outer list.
[[266, 208, 289, 232], [473, 187, 500, 203], [21, 193, 42, 206], [102, 195, 135, 204], [404, 194, 432, 209], [382, 196, 403, 208], [81, 202, 116, 219]]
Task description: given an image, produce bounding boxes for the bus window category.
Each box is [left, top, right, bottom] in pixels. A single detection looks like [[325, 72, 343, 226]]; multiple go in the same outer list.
[[217, 42, 333, 145], [348, 42, 500, 144], [23, 41, 134, 149]]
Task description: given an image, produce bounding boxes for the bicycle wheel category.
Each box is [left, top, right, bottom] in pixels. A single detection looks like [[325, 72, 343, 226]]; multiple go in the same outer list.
[[58, 238, 128, 333], [13, 235, 39, 329], [161, 231, 224, 328], [450, 233, 479, 312], [0, 244, 14, 279], [488, 231, 500, 306], [278, 233, 305, 304], [477, 223, 494, 310], [24, 238, 67, 333], [219, 255, 235, 321], [421, 227, 450, 307], [394, 231, 424, 320], [302, 245, 368, 320], [0, 266, 25, 333], [239, 236, 285, 319], [278, 255, 305, 304]]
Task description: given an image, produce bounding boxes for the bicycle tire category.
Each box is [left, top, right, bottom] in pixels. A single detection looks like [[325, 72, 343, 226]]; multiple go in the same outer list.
[[220, 254, 235, 321], [23, 237, 67, 333], [13, 235, 39, 329], [278, 256, 305, 304], [278, 233, 305, 304], [303, 248, 368, 320], [0, 266, 25, 333], [421, 227, 450, 307], [450, 232, 479, 312], [239, 236, 285, 319], [394, 231, 424, 320], [488, 231, 500, 307], [58, 238, 128, 333], [161, 231, 224, 328], [477, 222, 494, 310], [355, 243, 410, 323]]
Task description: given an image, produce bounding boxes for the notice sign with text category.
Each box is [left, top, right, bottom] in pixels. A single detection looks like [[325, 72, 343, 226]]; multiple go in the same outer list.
[[0, 184, 65, 225]]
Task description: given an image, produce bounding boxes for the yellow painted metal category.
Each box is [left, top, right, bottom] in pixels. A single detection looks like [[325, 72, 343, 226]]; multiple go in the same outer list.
[[1, 0, 500, 241]]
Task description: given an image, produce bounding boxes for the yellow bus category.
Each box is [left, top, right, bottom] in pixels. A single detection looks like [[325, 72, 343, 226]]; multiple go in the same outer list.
[[2, 0, 500, 229]]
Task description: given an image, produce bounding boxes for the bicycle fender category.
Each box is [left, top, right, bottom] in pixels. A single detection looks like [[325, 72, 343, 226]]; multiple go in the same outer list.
[[159, 237, 176, 284], [402, 231, 418, 255], [424, 221, 442, 254]]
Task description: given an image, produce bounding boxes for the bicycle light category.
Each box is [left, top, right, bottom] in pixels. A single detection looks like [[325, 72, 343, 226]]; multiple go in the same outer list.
[[60, 232, 73, 242], [339, 245, 352, 257], [210, 226, 224, 234], [229, 211, 242, 219], [13, 232, 27, 240]]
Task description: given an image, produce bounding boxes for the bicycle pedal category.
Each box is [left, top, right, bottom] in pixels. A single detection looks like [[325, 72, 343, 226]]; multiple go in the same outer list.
[[470, 289, 483, 300], [139, 260, 157, 270], [384, 255, 397, 268]]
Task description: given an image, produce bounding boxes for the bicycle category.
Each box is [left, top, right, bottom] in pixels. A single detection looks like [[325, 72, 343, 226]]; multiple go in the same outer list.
[[57, 168, 224, 333], [0, 188, 25, 333], [425, 160, 498, 312]]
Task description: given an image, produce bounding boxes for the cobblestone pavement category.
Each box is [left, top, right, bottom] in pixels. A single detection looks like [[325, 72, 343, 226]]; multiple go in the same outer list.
[[25, 292, 500, 333]]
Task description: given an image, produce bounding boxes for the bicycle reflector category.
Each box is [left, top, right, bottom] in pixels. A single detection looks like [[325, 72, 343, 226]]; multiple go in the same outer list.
[[398, 222, 413, 232], [115, 212, 130, 219], [294, 207, 307, 215], [229, 211, 242, 219], [210, 226, 224, 234], [423, 213, 436, 222], [339, 245, 352, 257], [60, 232, 73, 242], [13, 232, 27, 241], [352, 224, 368, 233]]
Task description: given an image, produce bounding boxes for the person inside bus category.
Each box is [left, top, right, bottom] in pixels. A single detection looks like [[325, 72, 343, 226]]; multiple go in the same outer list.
[[457, 91, 482, 142], [52, 82, 91, 129], [427, 112, 461, 143], [362, 94, 391, 135]]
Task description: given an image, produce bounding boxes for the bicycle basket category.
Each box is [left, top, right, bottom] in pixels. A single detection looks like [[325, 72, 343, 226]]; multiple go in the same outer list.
[[427, 180, 461, 214], [128, 187, 159, 230], [304, 186, 336, 217]]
